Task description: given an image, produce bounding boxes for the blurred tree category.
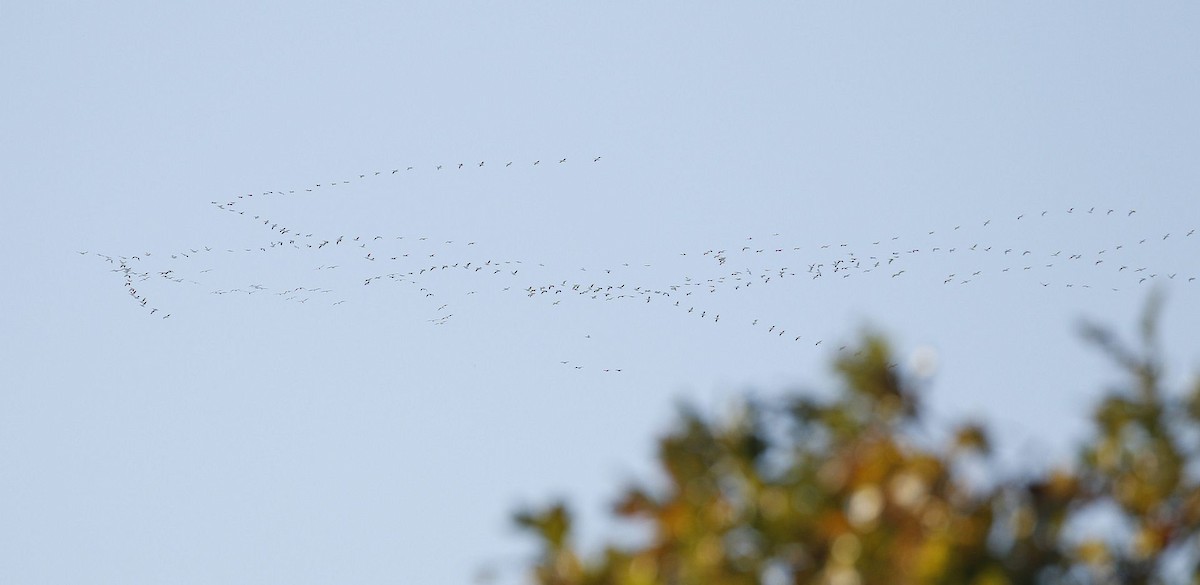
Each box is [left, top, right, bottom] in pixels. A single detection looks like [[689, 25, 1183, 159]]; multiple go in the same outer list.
[[514, 302, 1200, 585]]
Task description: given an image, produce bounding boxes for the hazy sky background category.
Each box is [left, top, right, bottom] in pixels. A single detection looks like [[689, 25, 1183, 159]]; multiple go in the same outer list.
[[3, 3, 1199, 584]]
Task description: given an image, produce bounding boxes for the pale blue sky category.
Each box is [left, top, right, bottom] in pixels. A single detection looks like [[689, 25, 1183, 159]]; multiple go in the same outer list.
[[3, 3, 1199, 584]]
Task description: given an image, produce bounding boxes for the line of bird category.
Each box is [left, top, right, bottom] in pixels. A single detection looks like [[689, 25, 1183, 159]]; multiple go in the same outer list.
[[213, 155, 602, 206]]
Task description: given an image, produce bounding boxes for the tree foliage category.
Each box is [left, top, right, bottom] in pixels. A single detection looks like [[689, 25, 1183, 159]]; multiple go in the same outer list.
[[515, 305, 1200, 585]]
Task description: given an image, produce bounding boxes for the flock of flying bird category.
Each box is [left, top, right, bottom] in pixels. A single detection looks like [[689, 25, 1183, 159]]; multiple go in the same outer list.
[[85, 156, 1199, 371]]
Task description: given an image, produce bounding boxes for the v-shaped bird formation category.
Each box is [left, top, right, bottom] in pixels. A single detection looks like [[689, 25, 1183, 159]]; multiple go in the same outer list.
[[84, 156, 1199, 371]]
